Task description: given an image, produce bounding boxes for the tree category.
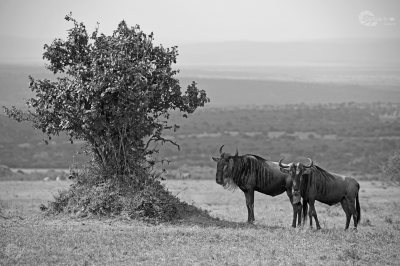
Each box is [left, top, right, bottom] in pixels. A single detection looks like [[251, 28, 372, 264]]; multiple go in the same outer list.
[[3, 15, 210, 221], [382, 152, 400, 185], [4, 14, 209, 182]]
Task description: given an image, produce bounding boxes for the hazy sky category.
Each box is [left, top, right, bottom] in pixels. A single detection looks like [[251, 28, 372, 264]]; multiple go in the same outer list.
[[0, 0, 399, 46]]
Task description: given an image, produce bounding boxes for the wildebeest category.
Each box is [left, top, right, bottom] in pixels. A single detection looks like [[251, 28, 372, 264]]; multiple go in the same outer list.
[[279, 158, 361, 230], [212, 145, 302, 227]]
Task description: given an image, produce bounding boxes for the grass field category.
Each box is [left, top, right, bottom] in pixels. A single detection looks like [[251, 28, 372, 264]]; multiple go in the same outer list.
[[1, 179, 400, 265]]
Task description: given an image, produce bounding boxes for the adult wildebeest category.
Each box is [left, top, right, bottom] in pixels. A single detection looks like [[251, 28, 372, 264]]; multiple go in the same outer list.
[[212, 145, 302, 227], [279, 158, 361, 230]]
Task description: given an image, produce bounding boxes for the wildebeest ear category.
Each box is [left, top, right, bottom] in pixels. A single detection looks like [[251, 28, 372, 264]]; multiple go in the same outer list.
[[212, 157, 219, 162]]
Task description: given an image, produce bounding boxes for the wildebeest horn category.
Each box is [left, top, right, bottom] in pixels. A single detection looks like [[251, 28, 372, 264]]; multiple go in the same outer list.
[[279, 158, 290, 168], [235, 148, 239, 157], [219, 145, 224, 155], [304, 158, 314, 168]]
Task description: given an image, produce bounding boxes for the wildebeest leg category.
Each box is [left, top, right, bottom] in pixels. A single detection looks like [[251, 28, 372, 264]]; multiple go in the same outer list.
[[296, 203, 302, 227], [340, 198, 351, 230], [244, 189, 255, 223], [286, 190, 299, 228], [346, 196, 358, 230], [291, 203, 300, 228], [302, 201, 308, 226], [309, 200, 321, 229]]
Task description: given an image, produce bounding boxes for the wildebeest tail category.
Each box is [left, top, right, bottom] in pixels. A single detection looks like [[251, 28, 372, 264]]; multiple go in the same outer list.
[[356, 185, 361, 225]]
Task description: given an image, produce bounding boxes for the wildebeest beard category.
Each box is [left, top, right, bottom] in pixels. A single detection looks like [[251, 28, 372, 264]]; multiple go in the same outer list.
[[222, 176, 238, 191]]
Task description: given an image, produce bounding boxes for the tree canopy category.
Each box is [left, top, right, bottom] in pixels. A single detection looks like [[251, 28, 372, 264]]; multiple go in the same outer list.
[[4, 14, 209, 180]]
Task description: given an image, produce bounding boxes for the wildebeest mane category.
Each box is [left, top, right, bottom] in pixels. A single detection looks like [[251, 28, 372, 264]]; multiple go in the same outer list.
[[300, 165, 336, 196], [225, 154, 275, 190]]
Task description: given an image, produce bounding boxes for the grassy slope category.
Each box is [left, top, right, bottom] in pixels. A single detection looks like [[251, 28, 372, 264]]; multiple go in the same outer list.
[[1, 180, 399, 265]]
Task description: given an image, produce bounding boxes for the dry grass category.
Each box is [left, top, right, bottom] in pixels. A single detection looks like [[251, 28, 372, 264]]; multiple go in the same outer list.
[[1, 180, 400, 265]]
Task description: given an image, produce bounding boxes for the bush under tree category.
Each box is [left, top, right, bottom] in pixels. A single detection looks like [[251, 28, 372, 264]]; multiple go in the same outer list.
[[4, 14, 210, 222]]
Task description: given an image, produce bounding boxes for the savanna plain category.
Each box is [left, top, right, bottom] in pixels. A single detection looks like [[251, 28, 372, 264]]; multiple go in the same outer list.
[[1, 179, 400, 265]]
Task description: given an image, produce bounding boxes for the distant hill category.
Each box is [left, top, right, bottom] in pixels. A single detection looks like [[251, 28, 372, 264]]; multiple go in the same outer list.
[[1, 35, 399, 67], [0, 63, 51, 107], [1, 63, 400, 108], [178, 39, 400, 66], [178, 77, 400, 106], [2, 36, 399, 107]]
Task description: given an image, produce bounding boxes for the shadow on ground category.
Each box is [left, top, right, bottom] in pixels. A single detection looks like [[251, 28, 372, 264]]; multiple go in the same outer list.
[[171, 203, 285, 231]]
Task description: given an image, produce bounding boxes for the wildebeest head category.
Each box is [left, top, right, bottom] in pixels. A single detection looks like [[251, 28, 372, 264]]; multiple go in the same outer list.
[[279, 158, 313, 203], [293, 159, 313, 193], [212, 145, 238, 187], [278, 158, 295, 176]]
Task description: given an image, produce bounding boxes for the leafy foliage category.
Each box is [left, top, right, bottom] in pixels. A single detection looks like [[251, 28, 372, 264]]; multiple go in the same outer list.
[[382, 152, 400, 185], [4, 14, 209, 179]]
